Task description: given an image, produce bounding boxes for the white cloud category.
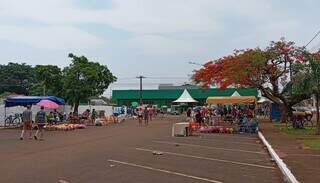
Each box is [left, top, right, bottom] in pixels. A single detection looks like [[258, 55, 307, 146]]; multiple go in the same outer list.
[[0, 25, 104, 50], [0, 0, 271, 34], [0, 0, 106, 24], [125, 35, 207, 55], [0, 0, 317, 58]]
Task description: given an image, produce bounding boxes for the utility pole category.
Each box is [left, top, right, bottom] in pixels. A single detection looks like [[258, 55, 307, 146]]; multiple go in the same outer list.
[[136, 75, 146, 105]]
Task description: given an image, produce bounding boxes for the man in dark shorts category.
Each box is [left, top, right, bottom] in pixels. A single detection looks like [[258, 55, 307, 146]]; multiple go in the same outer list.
[[34, 106, 47, 140], [20, 105, 33, 140]]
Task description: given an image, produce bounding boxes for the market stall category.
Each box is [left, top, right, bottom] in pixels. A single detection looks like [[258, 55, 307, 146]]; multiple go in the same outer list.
[[206, 96, 257, 104], [200, 96, 258, 134], [3, 96, 65, 119], [4, 96, 65, 107]]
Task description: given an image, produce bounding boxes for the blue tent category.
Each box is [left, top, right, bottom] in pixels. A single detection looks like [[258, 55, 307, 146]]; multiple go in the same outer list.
[[271, 103, 281, 121], [4, 96, 65, 107]]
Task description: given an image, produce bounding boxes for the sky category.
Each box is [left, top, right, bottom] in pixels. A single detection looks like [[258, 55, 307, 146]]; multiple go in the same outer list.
[[0, 0, 319, 96]]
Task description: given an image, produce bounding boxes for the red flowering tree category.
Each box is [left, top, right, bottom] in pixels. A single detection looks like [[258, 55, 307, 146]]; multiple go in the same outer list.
[[193, 39, 310, 122]]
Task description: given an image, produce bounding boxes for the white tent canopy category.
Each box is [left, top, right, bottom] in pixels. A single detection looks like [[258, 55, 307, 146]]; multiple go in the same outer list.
[[231, 91, 241, 96], [173, 89, 198, 103]]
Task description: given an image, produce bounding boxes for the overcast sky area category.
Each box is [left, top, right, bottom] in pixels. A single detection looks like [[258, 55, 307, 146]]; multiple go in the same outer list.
[[0, 0, 319, 96]]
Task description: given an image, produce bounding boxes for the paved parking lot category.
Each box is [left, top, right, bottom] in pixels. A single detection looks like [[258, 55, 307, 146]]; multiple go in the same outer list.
[[0, 116, 283, 183]]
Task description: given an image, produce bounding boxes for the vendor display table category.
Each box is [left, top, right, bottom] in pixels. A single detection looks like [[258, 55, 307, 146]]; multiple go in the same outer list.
[[172, 122, 190, 137]]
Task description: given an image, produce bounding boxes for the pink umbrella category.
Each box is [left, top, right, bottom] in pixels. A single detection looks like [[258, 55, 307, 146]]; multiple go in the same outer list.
[[37, 99, 59, 109], [136, 106, 144, 110]]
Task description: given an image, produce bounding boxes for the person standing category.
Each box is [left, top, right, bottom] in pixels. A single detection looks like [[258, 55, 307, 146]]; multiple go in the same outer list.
[[195, 110, 203, 126], [47, 111, 55, 125], [137, 108, 143, 126], [149, 107, 153, 121], [144, 107, 149, 125], [186, 107, 192, 122], [20, 105, 33, 140], [34, 106, 47, 140], [91, 109, 97, 124]]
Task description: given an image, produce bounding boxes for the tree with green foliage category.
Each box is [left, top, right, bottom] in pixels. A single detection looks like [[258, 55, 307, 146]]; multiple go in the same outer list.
[[0, 63, 35, 95], [62, 53, 117, 113], [293, 51, 320, 134], [31, 65, 63, 96]]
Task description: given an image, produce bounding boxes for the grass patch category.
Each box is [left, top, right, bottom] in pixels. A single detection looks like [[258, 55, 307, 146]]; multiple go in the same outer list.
[[273, 123, 316, 136], [272, 123, 320, 150], [302, 139, 320, 150]]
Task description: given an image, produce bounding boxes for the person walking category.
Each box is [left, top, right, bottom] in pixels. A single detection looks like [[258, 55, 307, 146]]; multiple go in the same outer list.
[[144, 107, 149, 125], [149, 107, 153, 121], [20, 105, 33, 140], [34, 106, 47, 140], [137, 108, 143, 126]]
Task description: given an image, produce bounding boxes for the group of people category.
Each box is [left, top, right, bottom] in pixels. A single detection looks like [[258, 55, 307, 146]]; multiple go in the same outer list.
[[67, 109, 97, 124], [238, 114, 259, 133], [135, 106, 156, 126], [186, 105, 259, 133], [256, 103, 271, 118], [47, 109, 65, 124], [19, 106, 100, 140], [20, 105, 47, 140], [187, 107, 212, 126]]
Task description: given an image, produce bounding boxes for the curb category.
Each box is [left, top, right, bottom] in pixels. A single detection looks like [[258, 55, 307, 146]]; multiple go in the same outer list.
[[258, 131, 299, 183]]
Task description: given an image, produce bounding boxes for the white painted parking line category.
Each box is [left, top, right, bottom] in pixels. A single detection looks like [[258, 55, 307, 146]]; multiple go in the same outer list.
[[135, 147, 275, 170], [198, 135, 258, 140], [164, 136, 259, 146], [108, 159, 223, 183], [167, 135, 259, 141], [164, 135, 258, 141], [136, 148, 275, 169], [153, 141, 267, 155]]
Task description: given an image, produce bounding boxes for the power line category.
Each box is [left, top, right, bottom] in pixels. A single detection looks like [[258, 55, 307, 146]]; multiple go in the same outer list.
[[117, 76, 190, 80], [111, 82, 188, 85], [149, 76, 189, 79], [304, 29, 320, 48]]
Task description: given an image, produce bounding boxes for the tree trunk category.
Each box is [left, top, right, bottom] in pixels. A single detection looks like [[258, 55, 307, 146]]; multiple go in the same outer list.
[[279, 104, 289, 123], [316, 94, 320, 135], [73, 100, 79, 114]]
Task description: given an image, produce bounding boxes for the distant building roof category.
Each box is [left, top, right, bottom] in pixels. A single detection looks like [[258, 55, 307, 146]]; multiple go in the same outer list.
[[158, 84, 200, 90], [90, 99, 108, 105]]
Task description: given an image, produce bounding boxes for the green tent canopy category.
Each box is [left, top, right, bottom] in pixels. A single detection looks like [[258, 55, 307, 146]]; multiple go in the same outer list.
[[131, 101, 139, 107]]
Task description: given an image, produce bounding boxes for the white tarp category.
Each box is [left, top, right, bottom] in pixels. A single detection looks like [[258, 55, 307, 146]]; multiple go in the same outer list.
[[173, 89, 198, 103]]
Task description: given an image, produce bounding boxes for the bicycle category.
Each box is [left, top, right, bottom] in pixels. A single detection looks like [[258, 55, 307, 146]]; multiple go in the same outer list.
[[4, 113, 22, 127]]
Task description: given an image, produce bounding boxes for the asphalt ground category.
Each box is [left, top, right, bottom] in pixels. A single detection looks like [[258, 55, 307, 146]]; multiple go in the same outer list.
[[0, 116, 283, 183]]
